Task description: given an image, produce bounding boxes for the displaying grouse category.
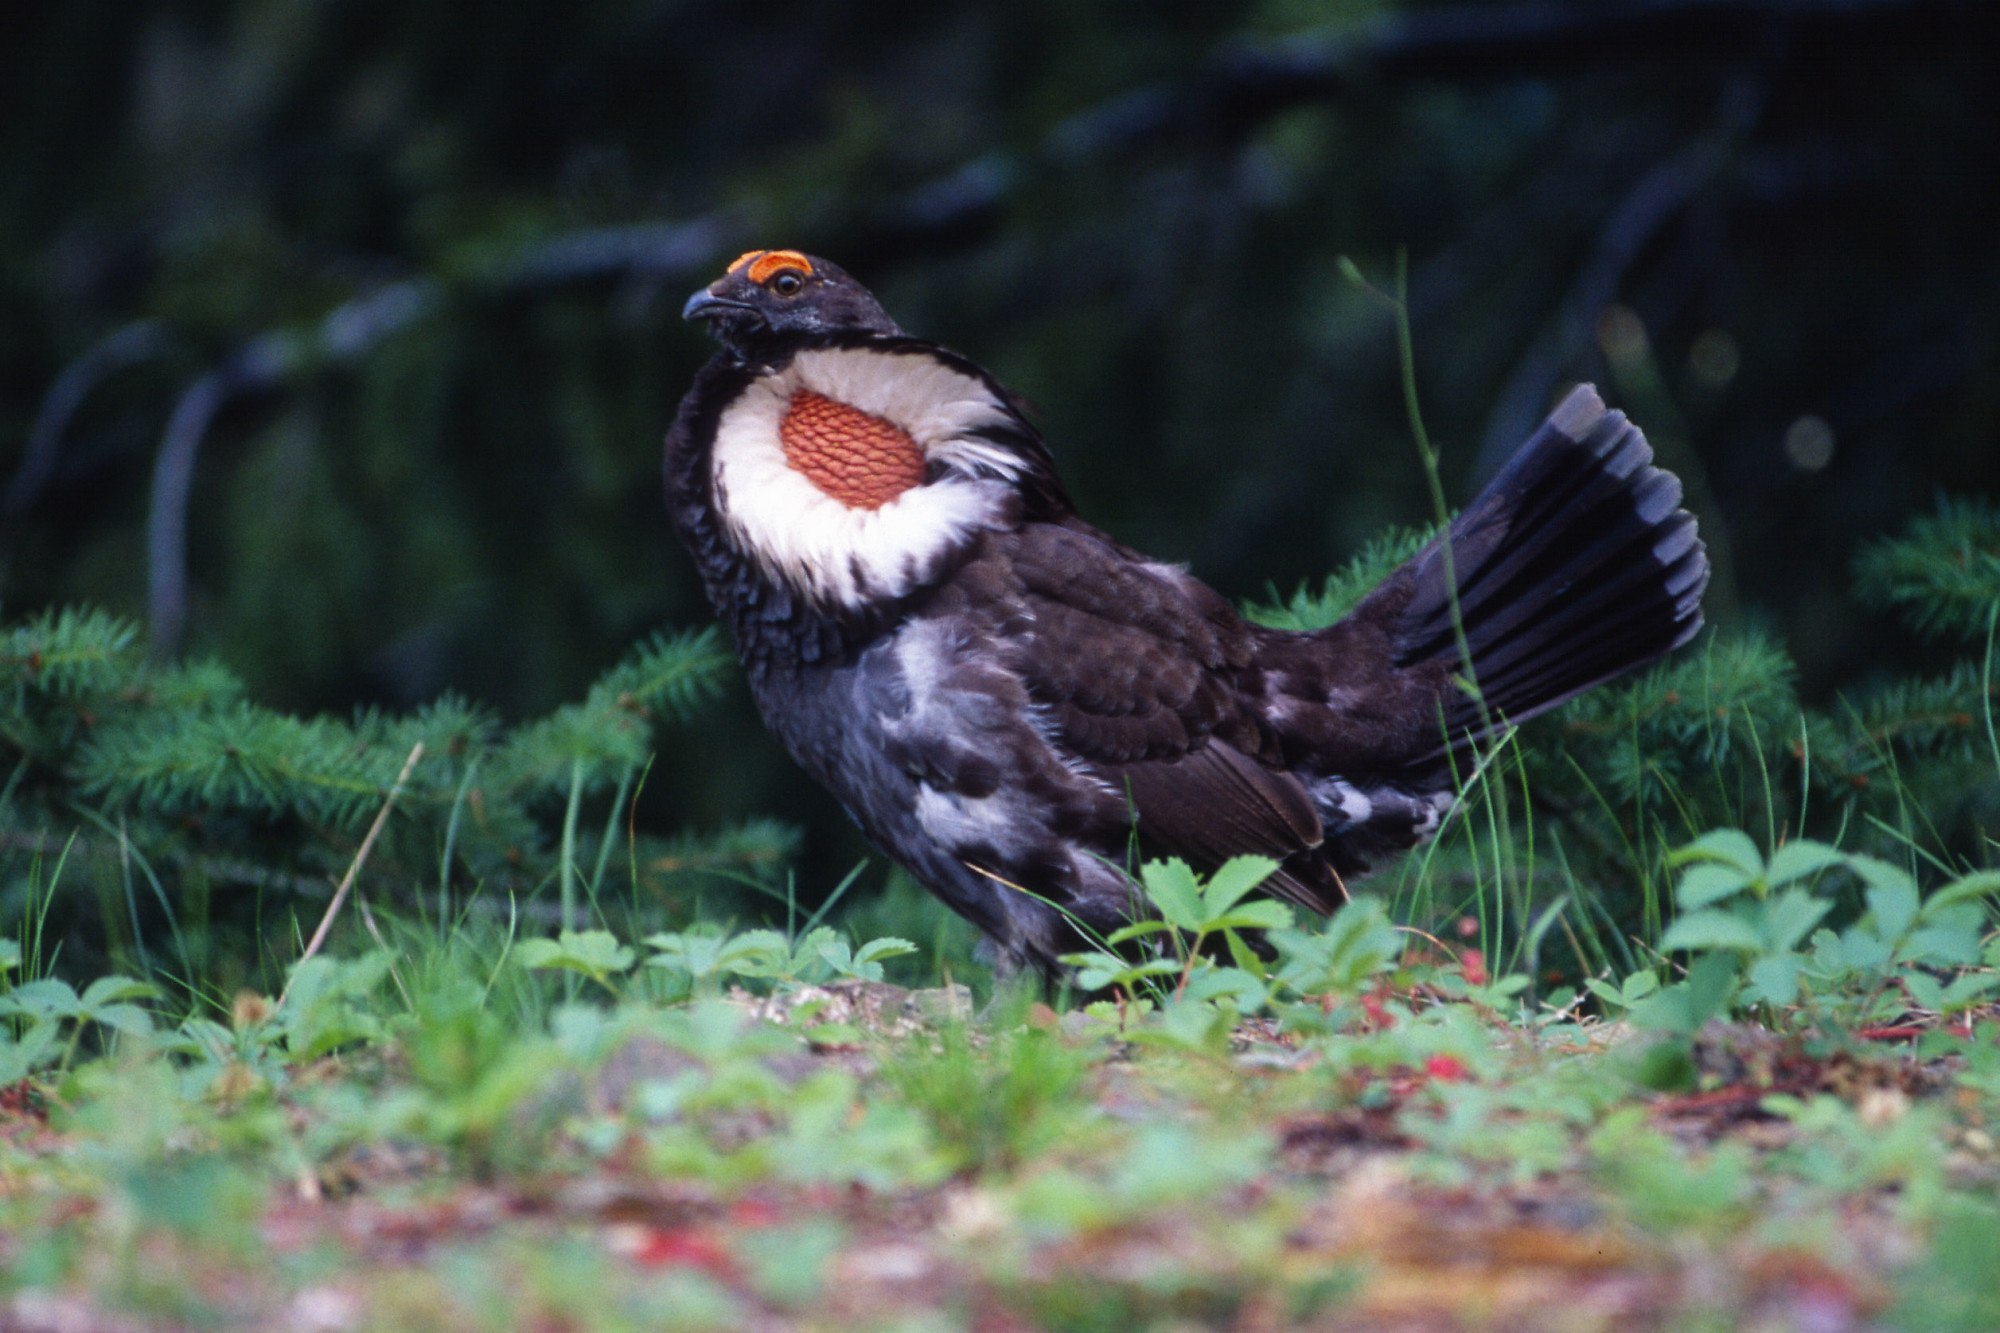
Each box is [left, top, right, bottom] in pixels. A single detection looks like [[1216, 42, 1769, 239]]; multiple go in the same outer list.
[[667, 250, 1707, 975]]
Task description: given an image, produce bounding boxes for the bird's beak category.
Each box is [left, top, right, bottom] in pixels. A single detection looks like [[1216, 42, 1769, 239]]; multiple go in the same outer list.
[[682, 287, 754, 322]]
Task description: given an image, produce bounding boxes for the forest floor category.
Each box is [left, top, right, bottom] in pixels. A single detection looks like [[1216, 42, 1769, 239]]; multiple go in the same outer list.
[[3, 972, 1997, 1332]]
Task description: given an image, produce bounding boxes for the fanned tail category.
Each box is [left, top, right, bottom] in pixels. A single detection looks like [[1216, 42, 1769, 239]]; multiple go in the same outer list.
[[1393, 384, 1708, 757]]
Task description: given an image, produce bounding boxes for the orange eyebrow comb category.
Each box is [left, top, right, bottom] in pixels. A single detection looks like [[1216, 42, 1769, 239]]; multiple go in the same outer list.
[[729, 250, 814, 283]]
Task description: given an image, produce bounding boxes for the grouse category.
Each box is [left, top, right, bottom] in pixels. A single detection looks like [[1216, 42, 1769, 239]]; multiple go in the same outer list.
[[667, 249, 1707, 975]]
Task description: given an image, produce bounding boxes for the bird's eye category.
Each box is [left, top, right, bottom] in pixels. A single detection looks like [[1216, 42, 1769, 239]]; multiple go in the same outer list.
[[770, 270, 805, 296]]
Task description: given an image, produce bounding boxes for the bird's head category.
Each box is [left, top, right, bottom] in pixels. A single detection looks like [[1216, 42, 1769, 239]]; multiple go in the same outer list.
[[667, 249, 1072, 612], [682, 250, 901, 362]]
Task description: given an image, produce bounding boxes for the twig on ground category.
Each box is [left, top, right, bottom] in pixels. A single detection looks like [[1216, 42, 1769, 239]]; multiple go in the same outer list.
[[279, 742, 424, 1007]]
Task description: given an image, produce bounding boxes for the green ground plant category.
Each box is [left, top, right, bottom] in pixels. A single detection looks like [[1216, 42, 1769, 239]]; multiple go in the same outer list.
[[1636, 829, 2000, 1037], [3, 385, 1998, 1328], [3, 820, 1995, 1328]]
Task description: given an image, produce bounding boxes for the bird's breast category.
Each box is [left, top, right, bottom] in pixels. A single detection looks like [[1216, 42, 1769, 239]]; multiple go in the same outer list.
[[705, 345, 1028, 613], [778, 390, 925, 509]]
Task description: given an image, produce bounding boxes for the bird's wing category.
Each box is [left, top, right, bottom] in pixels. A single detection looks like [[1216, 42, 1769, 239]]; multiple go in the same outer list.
[[961, 521, 1339, 913], [1114, 745, 1342, 914]]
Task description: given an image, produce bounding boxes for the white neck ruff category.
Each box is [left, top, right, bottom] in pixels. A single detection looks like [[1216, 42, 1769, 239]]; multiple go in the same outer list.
[[708, 345, 1030, 610]]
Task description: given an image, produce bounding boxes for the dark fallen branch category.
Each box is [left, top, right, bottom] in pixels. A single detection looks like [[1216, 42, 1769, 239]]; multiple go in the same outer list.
[[502, 215, 732, 287], [1407, 139, 1643, 329], [836, 0, 1969, 270], [1473, 135, 1735, 473], [139, 212, 740, 657], [1474, 67, 1770, 473], [9, 320, 167, 517], [143, 279, 439, 657], [1053, 0, 1969, 159], [128, 0, 1968, 657]]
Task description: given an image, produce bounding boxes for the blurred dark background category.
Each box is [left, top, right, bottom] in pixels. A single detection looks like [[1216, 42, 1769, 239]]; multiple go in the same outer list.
[[4, 0, 1997, 899]]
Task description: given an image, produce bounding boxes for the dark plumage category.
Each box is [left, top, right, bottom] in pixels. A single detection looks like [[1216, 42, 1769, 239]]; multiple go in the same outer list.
[[666, 250, 1707, 974]]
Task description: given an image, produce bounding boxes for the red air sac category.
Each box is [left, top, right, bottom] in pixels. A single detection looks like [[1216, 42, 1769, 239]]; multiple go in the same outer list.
[[780, 391, 926, 510]]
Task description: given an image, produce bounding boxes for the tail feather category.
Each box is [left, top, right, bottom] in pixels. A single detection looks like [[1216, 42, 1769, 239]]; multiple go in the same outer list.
[[1390, 384, 1708, 755], [1464, 516, 1696, 680]]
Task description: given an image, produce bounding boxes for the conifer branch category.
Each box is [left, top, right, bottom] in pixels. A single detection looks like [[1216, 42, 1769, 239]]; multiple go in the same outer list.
[[1854, 498, 2000, 642], [1245, 526, 1435, 630], [1, 607, 776, 953]]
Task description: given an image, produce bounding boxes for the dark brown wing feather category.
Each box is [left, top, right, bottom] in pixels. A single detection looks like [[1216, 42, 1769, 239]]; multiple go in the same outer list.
[[959, 521, 1337, 909], [1115, 744, 1339, 913]]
